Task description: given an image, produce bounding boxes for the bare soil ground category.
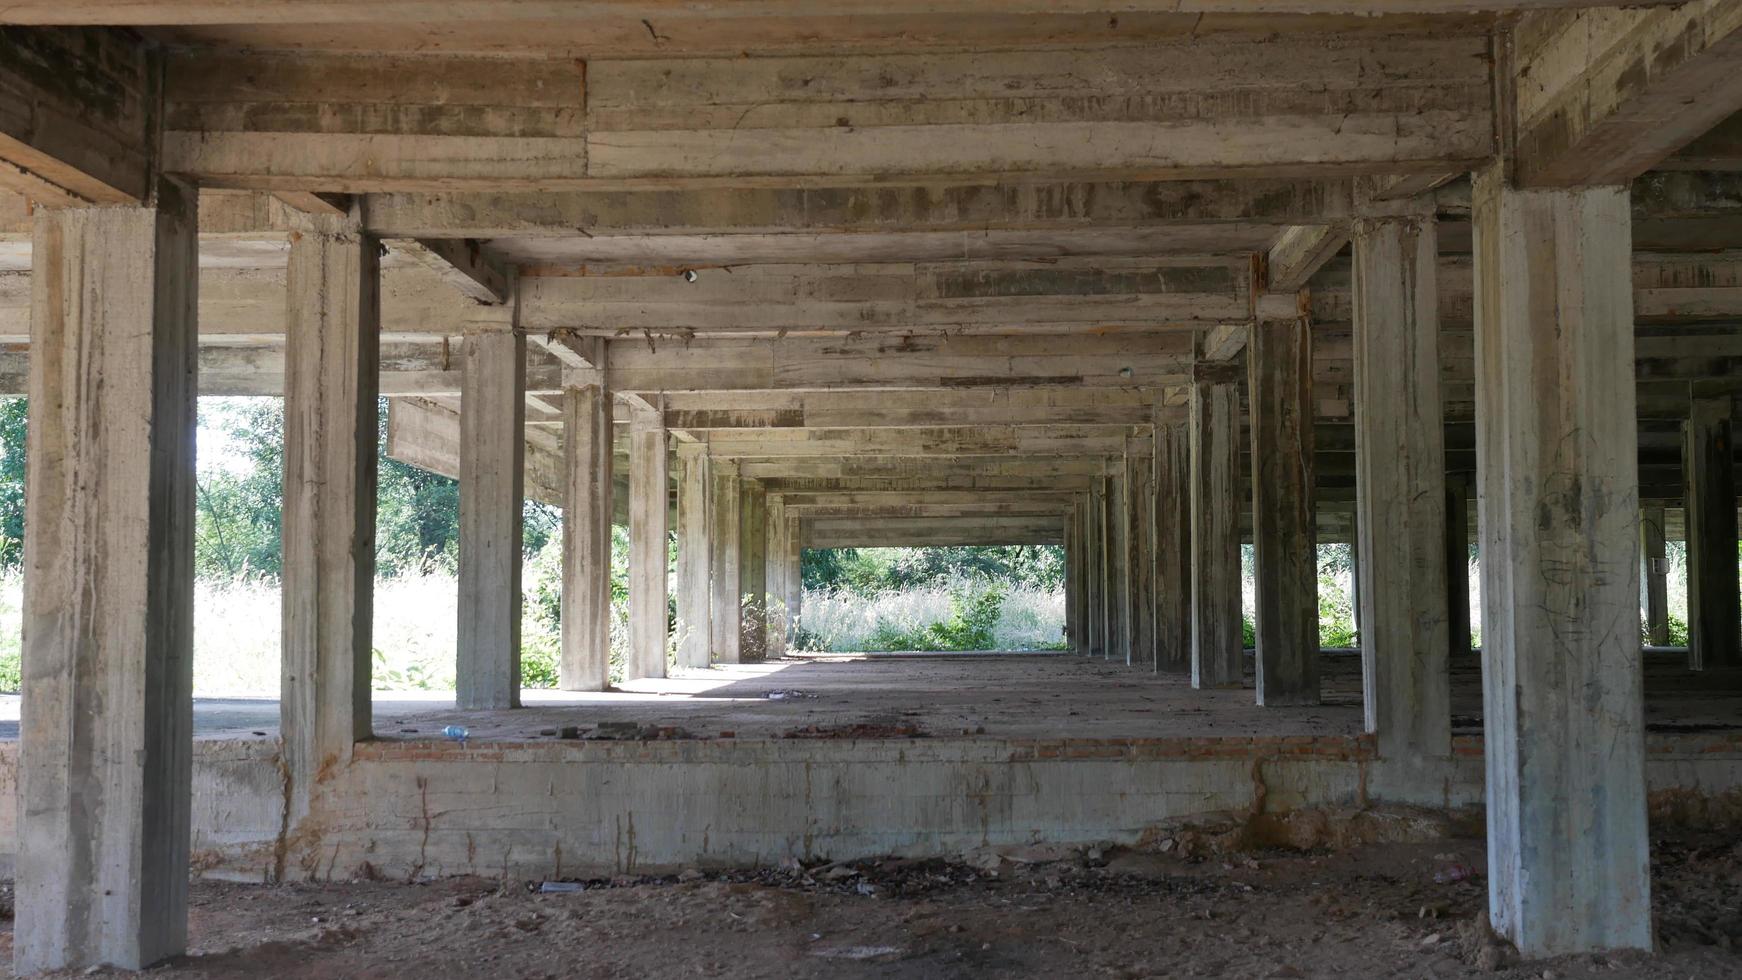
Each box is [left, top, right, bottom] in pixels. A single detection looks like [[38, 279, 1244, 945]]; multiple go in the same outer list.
[[7, 829, 1741, 979]]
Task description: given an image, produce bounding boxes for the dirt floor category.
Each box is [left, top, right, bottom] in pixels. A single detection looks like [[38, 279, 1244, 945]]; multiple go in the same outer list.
[[8, 825, 1742, 979]]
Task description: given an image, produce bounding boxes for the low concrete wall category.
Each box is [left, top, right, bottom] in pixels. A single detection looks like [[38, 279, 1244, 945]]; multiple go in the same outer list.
[[0, 732, 1738, 882]]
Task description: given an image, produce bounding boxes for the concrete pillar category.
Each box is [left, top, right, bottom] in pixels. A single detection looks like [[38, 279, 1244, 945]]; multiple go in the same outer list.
[[457, 329, 525, 710], [1446, 478, 1472, 658], [781, 514, 804, 646], [765, 495, 789, 658], [741, 479, 768, 660], [1191, 361, 1243, 688], [559, 369, 614, 691], [1351, 213, 1449, 758], [281, 208, 378, 829], [1065, 500, 1085, 653], [1086, 479, 1107, 656], [709, 461, 743, 664], [1471, 169, 1650, 957], [1154, 419, 1192, 673], [19, 179, 198, 973], [1640, 503, 1670, 647], [627, 398, 670, 680], [1125, 435, 1156, 667], [1684, 395, 1740, 669], [674, 445, 712, 669], [1248, 310, 1319, 705]]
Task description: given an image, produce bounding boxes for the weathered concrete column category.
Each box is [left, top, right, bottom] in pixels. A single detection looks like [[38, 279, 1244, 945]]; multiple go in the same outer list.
[[709, 461, 744, 664], [1154, 418, 1192, 673], [1684, 395, 1740, 669], [1124, 433, 1156, 667], [741, 479, 769, 660], [1446, 478, 1472, 658], [457, 326, 525, 710], [1085, 479, 1107, 656], [781, 513, 804, 646], [627, 397, 670, 680], [1472, 169, 1650, 957], [1065, 499, 1086, 654], [281, 207, 379, 829], [559, 363, 614, 691], [1191, 360, 1243, 688], [674, 444, 712, 669], [1104, 473, 1128, 660], [1640, 504, 1670, 647], [764, 495, 789, 658], [1247, 307, 1319, 705], [1351, 213, 1449, 757], [19, 180, 198, 973]]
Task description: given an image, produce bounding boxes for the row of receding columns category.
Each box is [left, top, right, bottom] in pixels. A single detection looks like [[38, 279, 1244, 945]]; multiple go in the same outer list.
[[674, 445, 776, 669], [13, 167, 1734, 970], [1059, 175, 1672, 956]]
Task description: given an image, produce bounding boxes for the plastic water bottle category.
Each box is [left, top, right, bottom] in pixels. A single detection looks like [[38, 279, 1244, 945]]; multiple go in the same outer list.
[[442, 725, 469, 744]]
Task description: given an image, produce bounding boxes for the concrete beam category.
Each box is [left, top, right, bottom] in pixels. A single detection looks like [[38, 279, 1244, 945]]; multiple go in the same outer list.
[[0, 28, 155, 205], [1515, 1, 1742, 186], [155, 41, 1490, 189]]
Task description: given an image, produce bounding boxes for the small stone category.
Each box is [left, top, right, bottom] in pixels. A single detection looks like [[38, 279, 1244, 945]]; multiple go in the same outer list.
[[538, 728, 558, 737]]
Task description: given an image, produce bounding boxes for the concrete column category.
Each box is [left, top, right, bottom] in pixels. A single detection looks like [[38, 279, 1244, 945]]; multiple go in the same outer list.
[[764, 495, 789, 658], [674, 445, 712, 669], [457, 329, 525, 710], [1351, 213, 1449, 758], [741, 479, 768, 660], [709, 461, 744, 664], [1154, 419, 1192, 672], [1684, 395, 1740, 669], [1248, 311, 1319, 705], [1471, 169, 1650, 957], [1100, 474, 1122, 659], [559, 370, 614, 691], [281, 208, 379, 829], [19, 179, 198, 973], [1191, 361, 1243, 688], [1124, 435, 1156, 667], [783, 514, 804, 645], [1446, 478, 1472, 658], [1059, 501, 1073, 654], [1085, 479, 1106, 656], [1640, 504, 1670, 647], [628, 398, 670, 680]]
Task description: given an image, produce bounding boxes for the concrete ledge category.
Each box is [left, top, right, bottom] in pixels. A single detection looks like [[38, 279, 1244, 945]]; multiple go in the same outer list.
[[0, 733, 1735, 884]]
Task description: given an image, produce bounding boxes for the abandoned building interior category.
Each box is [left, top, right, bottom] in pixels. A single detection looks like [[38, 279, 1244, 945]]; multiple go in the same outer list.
[[2, 0, 1742, 974]]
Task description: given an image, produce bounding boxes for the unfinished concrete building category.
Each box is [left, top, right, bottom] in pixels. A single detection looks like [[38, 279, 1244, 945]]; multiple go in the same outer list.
[[0, 1, 1740, 973]]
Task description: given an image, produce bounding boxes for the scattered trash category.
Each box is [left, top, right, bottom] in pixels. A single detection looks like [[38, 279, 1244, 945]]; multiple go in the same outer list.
[[676, 869, 705, 883], [810, 945, 903, 960], [781, 722, 925, 739], [537, 881, 584, 894], [538, 728, 558, 737], [587, 721, 695, 741], [558, 726, 583, 740], [1433, 863, 1477, 884], [251, 730, 267, 737], [442, 725, 469, 744], [766, 689, 813, 701]]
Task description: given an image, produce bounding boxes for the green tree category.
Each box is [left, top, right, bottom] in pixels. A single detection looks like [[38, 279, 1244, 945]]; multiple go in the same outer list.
[[0, 398, 26, 570]]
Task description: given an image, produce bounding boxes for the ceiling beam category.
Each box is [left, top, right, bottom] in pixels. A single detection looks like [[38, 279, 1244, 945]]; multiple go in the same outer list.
[[0, 27, 154, 205], [1514, 1, 1742, 186]]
